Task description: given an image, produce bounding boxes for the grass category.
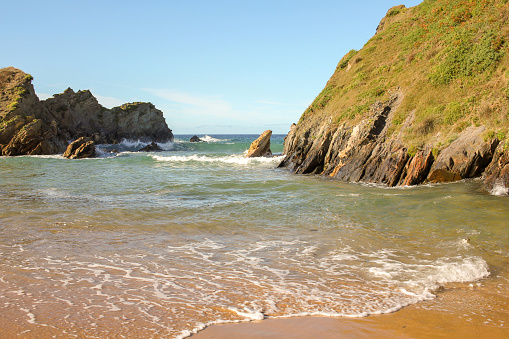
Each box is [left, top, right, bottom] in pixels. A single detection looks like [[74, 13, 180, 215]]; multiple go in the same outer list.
[[297, 0, 509, 152]]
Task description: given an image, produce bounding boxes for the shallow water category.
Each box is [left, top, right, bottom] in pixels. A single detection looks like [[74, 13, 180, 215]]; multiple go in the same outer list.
[[0, 134, 508, 338]]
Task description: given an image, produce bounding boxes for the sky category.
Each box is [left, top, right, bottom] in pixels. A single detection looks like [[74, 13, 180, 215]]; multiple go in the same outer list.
[[1, 0, 423, 135]]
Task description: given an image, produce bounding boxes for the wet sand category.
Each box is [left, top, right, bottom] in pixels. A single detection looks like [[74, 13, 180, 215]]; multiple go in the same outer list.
[[192, 283, 509, 339], [1, 280, 508, 338]]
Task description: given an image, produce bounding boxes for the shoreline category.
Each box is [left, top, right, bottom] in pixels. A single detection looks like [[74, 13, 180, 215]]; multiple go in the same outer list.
[[191, 282, 509, 338]]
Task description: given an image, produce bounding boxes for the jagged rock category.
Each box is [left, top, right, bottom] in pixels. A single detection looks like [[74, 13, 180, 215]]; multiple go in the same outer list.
[[0, 67, 174, 156], [190, 135, 202, 142], [399, 148, 434, 186], [138, 142, 163, 152], [281, 93, 404, 184], [279, 89, 504, 189], [64, 137, 96, 159], [483, 143, 509, 194], [426, 126, 499, 183], [108, 102, 173, 143], [246, 130, 272, 158]]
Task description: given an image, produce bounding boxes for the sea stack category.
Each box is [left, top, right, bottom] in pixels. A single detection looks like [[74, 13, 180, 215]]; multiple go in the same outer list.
[[246, 130, 272, 158]]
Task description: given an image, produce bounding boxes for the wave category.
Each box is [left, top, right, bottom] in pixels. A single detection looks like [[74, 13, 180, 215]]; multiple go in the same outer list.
[[490, 181, 509, 196], [201, 135, 228, 143], [151, 154, 284, 165], [173, 135, 229, 144], [95, 139, 175, 154], [368, 255, 490, 296]]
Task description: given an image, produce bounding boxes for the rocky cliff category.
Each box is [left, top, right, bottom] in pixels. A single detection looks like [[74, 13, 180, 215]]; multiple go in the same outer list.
[[0, 67, 173, 156], [279, 0, 509, 194]]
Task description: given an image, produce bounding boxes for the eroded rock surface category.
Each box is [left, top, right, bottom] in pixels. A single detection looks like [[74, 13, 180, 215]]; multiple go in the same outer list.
[[246, 130, 272, 158], [279, 92, 503, 189], [63, 137, 96, 159], [0, 67, 174, 156]]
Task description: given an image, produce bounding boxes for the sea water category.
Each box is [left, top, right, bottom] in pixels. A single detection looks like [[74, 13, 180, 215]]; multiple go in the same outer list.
[[0, 134, 508, 338]]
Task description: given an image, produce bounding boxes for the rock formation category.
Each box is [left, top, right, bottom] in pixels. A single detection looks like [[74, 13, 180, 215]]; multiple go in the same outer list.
[[279, 93, 500, 187], [0, 67, 174, 156], [190, 135, 202, 142], [246, 130, 272, 158], [278, 1, 509, 193], [138, 142, 163, 152], [63, 137, 96, 159]]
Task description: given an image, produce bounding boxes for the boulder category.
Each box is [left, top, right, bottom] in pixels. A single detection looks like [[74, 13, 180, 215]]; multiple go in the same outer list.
[[246, 130, 272, 158], [190, 135, 202, 142], [64, 137, 96, 159], [138, 142, 163, 152]]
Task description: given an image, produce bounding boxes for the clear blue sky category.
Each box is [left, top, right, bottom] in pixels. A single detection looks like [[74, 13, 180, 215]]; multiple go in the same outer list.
[[2, 0, 422, 134]]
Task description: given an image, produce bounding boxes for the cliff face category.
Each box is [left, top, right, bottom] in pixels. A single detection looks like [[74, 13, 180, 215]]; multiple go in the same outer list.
[[0, 67, 173, 156], [280, 0, 509, 193]]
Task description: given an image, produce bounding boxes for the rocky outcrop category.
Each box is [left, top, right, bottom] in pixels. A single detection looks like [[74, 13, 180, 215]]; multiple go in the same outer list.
[[278, 0, 509, 192], [279, 92, 502, 188], [190, 135, 202, 142], [246, 130, 272, 158], [0, 67, 174, 156], [483, 143, 509, 194], [427, 126, 499, 183], [63, 137, 96, 159], [138, 142, 163, 152]]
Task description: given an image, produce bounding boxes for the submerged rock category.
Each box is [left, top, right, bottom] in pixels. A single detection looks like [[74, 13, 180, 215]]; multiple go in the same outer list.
[[138, 142, 163, 152], [246, 130, 272, 158], [190, 135, 202, 142], [63, 137, 96, 159]]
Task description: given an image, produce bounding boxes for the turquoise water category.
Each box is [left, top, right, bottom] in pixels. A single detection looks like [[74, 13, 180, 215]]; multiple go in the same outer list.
[[0, 134, 508, 338]]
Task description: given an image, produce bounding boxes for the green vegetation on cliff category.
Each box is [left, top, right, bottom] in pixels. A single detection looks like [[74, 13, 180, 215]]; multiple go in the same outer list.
[[300, 0, 509, 152]]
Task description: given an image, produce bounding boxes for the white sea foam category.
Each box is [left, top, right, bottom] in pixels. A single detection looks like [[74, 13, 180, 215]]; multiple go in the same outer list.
[[26, 154, 65, 159], [367, 255, 490, 295], [201, 135, 228, 143], [490, 182, 509, 196], [151, 154, 283, 165], [429, 256, 490, 285], [96, 139, 175, 152], [228, 306, 265, 320]]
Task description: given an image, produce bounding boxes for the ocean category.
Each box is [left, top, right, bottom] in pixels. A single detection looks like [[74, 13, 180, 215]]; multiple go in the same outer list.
[[0, 134, 508, 338]]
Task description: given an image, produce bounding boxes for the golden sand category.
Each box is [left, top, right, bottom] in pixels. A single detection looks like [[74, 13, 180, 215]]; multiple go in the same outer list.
[[191, 283, 509, 339]]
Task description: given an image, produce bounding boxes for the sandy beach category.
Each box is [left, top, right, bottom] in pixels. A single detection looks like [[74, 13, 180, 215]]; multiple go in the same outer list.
[[192, 282, 509, 338]]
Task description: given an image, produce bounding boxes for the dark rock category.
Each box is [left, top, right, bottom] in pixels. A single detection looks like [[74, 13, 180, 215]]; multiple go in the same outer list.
[[483, 143, 509, 194], [246, 130, 272, 158], [190, 135, 202, 142], [63, 137, 96, 159], [138, 142, 163, 152]]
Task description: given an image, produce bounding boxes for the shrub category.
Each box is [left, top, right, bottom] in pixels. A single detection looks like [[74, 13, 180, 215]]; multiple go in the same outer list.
[[430, 30, 504, 85], [337, 50, 358, 70], [443, 102, 467, 125]]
